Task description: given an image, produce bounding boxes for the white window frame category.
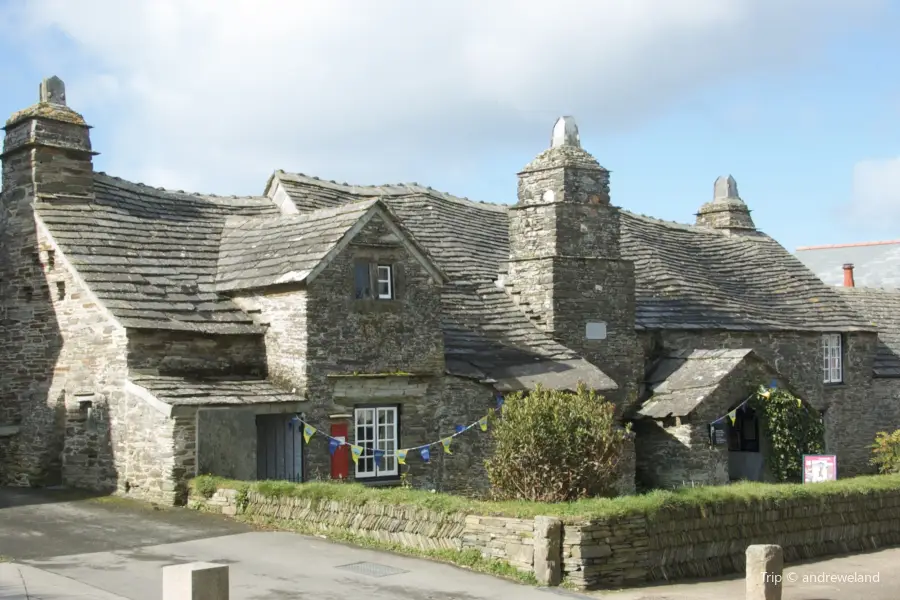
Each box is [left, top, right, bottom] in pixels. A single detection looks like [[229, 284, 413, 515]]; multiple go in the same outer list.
[[822, 333, 843, 384], [354, 406, 399, 479], [376, 265, 393, 299]]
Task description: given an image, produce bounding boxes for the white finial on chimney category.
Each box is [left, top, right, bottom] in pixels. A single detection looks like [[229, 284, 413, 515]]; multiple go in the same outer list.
[[551, 116, 580, 149]]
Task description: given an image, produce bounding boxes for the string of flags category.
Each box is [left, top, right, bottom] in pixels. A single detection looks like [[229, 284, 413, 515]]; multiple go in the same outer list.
[[708, 379, 802, 428], [287, 393, 506, 467]]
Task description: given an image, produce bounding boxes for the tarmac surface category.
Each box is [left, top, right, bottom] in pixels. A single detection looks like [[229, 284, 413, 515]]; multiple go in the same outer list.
[[0, 487, 898, 599]]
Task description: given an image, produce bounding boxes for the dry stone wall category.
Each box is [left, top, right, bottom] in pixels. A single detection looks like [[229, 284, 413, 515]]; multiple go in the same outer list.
[[193, 483, 900, 591]]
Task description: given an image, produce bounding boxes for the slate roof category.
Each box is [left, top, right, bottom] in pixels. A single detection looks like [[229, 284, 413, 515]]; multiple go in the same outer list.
[[837, 288, 900, 378], [638, 349, 755, 418], [795, 240, 900, 289], [442, 282, 617, 391], [216, 199, 379, 292], [129, 374, 302, 406], [274, 173, 872, 332], [270, 172, 508, 283], [37, 174, 278, 334]]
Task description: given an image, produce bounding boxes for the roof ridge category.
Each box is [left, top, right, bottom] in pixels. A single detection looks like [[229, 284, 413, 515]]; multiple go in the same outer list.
[[94, 171, 270, 203], [275, 170, 508, 212], [796, 239, 900, 251]]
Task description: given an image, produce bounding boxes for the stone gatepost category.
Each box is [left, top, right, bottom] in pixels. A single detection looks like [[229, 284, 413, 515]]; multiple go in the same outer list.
[[163, 562, 230, 600], [533, 516, 562, 586], [745, 544, 783, 600]]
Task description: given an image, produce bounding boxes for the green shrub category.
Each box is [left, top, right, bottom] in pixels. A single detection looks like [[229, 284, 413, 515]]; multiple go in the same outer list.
[[871, 430, 900, 474], [752, 386, 825, 483], [485, 383, 630, 502], [192, 474, 221, 498]]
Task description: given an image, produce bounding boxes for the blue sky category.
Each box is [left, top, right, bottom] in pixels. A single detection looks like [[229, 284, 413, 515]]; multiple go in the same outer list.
[[1, 0, 898, 252]]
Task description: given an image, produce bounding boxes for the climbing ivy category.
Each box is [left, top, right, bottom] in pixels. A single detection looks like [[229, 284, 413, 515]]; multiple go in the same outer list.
[[751, 385, 825, 483]]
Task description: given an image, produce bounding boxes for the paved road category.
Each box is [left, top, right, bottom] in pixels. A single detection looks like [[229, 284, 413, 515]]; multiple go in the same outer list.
[[0, 487, 589, 599], [1, 487, 898, 599]]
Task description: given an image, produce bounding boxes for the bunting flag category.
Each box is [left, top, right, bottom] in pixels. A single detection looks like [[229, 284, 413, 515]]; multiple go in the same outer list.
[[291, 392, 501, 467], [728, 411, 737, 426], [328, 438, 341, 456]]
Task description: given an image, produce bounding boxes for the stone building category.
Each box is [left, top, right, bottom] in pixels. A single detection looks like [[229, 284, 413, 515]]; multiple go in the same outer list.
[[1, 77, 897, 503]]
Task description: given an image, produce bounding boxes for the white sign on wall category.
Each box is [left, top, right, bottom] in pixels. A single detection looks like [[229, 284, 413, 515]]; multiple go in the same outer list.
[[585, 321, 607, 340]]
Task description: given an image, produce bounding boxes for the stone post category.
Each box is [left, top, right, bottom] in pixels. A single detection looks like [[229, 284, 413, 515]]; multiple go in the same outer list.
[[163, 562, 230, 600], [745, 544, 783, 600], [533, 516, 562, 586]]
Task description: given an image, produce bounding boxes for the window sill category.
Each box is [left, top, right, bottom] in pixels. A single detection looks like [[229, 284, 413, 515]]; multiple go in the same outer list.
[[0, 425, 20, 438]]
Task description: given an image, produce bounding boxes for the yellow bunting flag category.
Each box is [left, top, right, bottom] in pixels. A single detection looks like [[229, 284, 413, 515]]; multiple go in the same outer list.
[[302, 424, 316, 444], [478, 416, 488, 432], [441, 437, 453, 455], [350, 445, 363, 464], [797, 397, 802, 408], [761, 390, 771, 399], [397, 449, 408, 465], [728, 411, 737, 426]]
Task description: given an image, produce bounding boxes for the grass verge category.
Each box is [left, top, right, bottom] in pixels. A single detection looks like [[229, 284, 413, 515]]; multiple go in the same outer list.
[[192, 472, 900, 523], [232, 512, 538, 586]]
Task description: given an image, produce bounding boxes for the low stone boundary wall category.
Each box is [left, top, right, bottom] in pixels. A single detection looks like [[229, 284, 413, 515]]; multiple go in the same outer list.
[[191, 485, 900, 590]]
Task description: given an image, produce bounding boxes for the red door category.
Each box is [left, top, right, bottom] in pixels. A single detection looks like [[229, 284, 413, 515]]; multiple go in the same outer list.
[[331, 422, 349, 480]]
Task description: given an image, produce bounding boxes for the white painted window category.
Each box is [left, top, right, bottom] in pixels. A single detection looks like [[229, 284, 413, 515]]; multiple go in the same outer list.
[[822, 333, 843, 384], [376, 265, 393, 299], [354, 406, 398, 478]]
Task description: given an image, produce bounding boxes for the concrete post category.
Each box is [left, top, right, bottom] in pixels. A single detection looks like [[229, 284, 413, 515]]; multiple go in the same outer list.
[[533, 516, 562, 586], [745, 544, 783, 600], [163, 562, 230, 600]]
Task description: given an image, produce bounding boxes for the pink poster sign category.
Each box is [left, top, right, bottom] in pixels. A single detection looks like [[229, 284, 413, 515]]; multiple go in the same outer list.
[[803, 454, 837, 483]]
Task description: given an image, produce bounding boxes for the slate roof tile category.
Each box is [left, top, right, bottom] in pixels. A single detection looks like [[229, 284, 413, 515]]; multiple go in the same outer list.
[[441, 281, 617, 391], [638, 349, 755, 418], [129, 374, 302, 406], [37, 174, 278, 334], [216, 199, 379, 292], [837, 288, 900, 378], [276, 173, 871, 332]]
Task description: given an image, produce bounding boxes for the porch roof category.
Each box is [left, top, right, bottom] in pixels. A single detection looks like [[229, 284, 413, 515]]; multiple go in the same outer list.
[[129, 374, 302, 406]]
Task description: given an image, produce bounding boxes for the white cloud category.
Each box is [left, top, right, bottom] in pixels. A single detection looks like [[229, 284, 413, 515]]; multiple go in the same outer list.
[[850, 158, 900, 228], [0, 0, 886, 197]]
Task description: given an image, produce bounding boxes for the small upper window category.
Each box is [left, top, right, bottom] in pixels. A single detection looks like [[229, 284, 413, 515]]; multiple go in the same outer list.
[[377, 265, 393, 299], [354, 261, 395, 300], [822, 333, 842, 384]]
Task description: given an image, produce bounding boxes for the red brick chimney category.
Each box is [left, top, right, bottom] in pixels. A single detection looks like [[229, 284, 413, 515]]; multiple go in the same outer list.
[[843, 263, 855, 287]]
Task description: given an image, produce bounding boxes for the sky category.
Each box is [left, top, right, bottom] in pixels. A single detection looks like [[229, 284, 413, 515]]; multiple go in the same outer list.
[[1, 0, 898, 251]]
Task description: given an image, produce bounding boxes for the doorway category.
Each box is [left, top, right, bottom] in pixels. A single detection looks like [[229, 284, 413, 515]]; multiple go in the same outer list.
[[256, 414, 302, 482], [727, 404, 765, 481]]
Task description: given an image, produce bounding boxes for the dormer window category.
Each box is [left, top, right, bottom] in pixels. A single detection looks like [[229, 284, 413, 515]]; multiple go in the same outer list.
[[822, 333, 843, 384], [354, 261, 395, 300]]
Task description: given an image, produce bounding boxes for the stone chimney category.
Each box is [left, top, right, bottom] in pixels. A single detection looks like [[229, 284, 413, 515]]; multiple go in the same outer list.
[[505, 116, 640, 407], [0, 76, 97, 486], [2, 75, 97, 205], [695, 175, 756, 233], [843, 263, 855, 287]]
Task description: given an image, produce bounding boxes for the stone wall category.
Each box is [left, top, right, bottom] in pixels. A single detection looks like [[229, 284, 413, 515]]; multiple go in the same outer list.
[[192, 488, 542, 577], [634, 420, 728, 490], [192, 480, 900, 590], [642, 329, 880, 475], [126, 330, 266, 377], [565, 486, 900, 589]]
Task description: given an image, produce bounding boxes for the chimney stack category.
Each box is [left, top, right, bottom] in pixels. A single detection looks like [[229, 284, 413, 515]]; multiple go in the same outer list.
[[843, 264, 855, 287]]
